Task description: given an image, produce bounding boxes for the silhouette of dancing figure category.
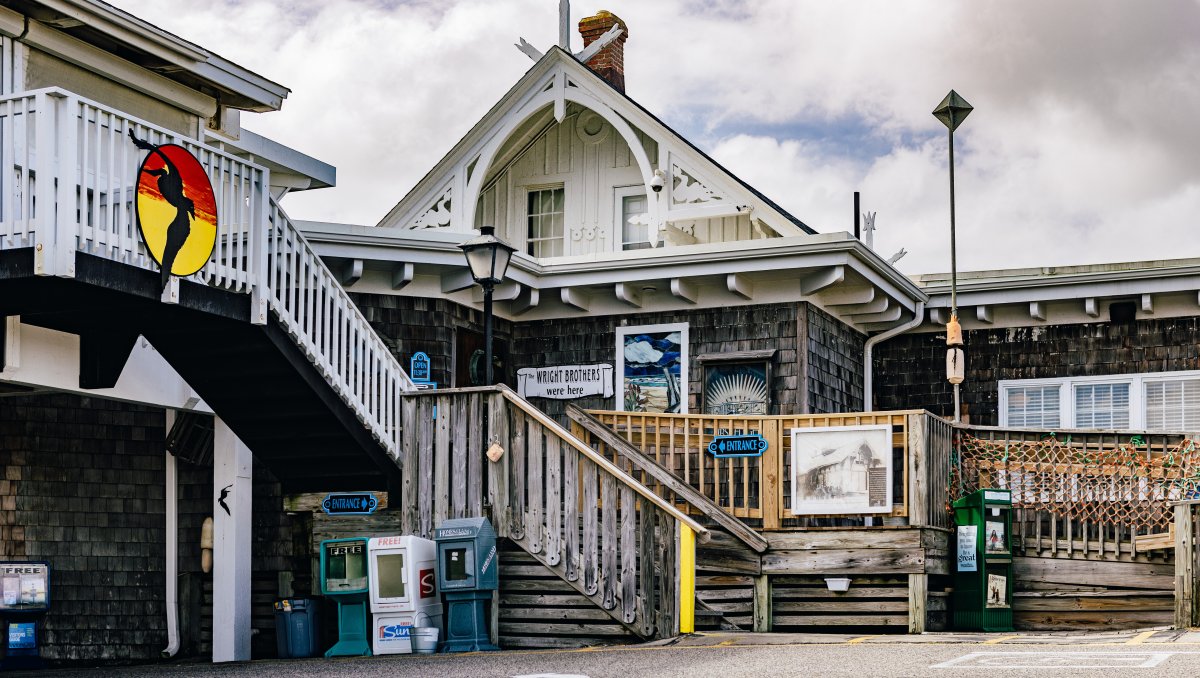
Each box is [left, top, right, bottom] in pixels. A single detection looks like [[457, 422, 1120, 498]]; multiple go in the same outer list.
[[129, 130, 195, 290]]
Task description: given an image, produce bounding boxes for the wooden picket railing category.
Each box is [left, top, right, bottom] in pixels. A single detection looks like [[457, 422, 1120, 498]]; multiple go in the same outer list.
[[396, 386, 708, 640], [582, 409, 947, 530]]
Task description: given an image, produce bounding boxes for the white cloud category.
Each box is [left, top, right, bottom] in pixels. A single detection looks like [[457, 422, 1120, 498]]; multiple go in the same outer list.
[[109, 0, 1200, 274]]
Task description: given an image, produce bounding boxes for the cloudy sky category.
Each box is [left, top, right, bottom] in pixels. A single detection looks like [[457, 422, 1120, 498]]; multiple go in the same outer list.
[[109, 0, 1200, 275]]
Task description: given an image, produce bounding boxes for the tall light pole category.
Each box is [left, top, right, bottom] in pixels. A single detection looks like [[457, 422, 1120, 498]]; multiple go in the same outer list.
[[459, 225, 516, 385], [933, 90, 972, 423]]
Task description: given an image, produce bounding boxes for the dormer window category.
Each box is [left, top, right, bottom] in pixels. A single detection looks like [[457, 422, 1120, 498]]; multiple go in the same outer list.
[[526, 185, 565, 257], [616, 186, 651, 250]]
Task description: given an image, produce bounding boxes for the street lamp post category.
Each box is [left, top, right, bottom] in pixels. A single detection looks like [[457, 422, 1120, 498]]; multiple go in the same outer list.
[[459, 225, 517, 385], [933, 90, 972, 423]]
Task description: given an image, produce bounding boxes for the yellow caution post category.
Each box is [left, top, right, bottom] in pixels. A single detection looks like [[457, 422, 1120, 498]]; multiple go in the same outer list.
[[680, 524, 695, 634]]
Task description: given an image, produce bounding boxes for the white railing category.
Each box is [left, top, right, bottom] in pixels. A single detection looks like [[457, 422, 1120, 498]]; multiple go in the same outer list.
[[0, 87, 413, 459], [267, 197, 413, 456]]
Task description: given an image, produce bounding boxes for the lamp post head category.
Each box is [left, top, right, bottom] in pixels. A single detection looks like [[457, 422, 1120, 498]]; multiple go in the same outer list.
[[933, 90, 973, 132], [458, 225, 517, 287]]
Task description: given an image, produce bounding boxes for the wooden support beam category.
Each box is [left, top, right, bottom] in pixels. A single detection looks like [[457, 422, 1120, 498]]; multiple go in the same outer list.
[[928, 308, 947, 325], [441, 269, 475, 294], [726, 273, 753, 300], [614, 282, 642, 308], [1174, 502, 1195, 629], [753, 575, 771, 633], [670, 278, 698, 304], [851, 305, 902, 325], [391, 262, 415, 290], [1142, 293, 1154, 314], [840, 295, 888, 315], [975, 306, 993, 324], [509, 287, 540, 316], [560, 287, 591, 311], [472, 282, 522, 303], [340, 258, 364, 287], [800, 266, 844, 296], [1029, 301, 1045, 321], [1085, 297, 1100, 318], [908, 573, 927, 634], [820, 286, 874, 307]]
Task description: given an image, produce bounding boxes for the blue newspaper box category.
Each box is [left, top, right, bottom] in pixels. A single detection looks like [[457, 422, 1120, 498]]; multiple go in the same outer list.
[[434, 518, 498, 652], [0, 561, 50, 671]]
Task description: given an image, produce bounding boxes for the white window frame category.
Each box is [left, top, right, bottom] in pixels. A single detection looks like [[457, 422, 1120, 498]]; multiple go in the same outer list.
[[999, 369, 1200, 430], [520, 182, 566, 258], [614, 185, 652, 251]]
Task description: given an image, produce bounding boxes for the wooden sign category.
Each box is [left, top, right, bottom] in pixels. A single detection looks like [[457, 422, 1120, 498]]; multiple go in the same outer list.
[[517, 364, 613, 400], [321, 493, 379, 515], [706, 434, 767, 458]]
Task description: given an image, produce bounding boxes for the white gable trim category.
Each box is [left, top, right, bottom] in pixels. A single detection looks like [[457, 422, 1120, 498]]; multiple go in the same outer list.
[[461, 69, 657, 237]]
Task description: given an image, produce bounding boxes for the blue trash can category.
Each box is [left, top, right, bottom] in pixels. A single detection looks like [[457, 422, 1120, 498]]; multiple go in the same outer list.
[[274, 598, 320, 658]]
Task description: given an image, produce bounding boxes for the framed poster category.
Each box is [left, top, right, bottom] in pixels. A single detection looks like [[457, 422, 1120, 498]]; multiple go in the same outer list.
[[703, 361, 770, 415], [616, 323, 688, 414], [790, 424, 893, 515], [984, 520, 1007, 554], [986, 573, 1009, 608]]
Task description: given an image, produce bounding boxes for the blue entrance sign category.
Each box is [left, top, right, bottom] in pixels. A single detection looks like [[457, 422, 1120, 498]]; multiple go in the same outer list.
[[706, 434, 768, 458], [321, 493, 379, 515], [410, 352, 432, 383]]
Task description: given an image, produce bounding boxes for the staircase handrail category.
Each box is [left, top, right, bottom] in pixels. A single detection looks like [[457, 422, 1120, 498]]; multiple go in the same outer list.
[[266, 196, 415, 458], [567, 404, 765, 553], [496, 384, 710, 543]]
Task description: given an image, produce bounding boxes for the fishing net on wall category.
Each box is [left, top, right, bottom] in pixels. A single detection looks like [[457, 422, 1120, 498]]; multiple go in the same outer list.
[[950, 434, 1200, 530]]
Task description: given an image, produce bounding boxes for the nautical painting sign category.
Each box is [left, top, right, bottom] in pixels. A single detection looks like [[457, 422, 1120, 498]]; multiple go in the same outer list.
[[790, 424, 893, 515], [130, 133, 217, 284], [517, 364, 613, 400], [322, 493, 379, 515], [707, 434, 768, 458], [616, 323, 688, 414]]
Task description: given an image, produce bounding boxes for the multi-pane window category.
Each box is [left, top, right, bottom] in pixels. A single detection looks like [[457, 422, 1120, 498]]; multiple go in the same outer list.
[[621, 193, 651, 250], [526, 186, 564, 258], [1000, 371, 1200, 430], [1073, 383, 1129, 429], [1004, 385, 1061, 428]]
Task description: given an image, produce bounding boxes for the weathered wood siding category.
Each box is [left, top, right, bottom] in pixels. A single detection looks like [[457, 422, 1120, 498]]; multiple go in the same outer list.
[[873, 316, 1200, 423], [1012, 557, 1173, 630], [806, 304, 865, 414]]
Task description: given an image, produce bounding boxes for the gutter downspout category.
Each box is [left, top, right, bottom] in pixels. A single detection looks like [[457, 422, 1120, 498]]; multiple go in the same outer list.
[[864, 301, 925, 412], [162, 411, 180, 658]]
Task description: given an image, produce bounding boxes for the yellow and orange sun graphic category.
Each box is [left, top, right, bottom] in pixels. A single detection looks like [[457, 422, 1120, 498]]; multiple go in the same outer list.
[[134, 144, 217, 276]]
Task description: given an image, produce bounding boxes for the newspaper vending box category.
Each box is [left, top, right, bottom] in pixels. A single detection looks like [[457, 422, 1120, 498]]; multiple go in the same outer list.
[[319, 537, 372, 657], [367, 535, 442, 654]]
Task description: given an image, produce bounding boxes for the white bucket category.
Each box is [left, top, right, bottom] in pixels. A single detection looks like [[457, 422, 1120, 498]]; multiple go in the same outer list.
[[411, 627, 440, 654]]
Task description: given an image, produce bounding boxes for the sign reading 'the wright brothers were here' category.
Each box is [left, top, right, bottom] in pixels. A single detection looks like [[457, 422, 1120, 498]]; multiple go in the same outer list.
[[517, 364, 613, 400]]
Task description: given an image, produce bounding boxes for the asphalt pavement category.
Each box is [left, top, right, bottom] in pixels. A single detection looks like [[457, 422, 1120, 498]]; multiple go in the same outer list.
[[17, 628, 1200, 678]]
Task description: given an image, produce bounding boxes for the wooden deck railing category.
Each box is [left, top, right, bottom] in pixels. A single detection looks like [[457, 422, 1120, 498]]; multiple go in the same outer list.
[[580, 409, 949, 530], [397, 386, 707, 639]]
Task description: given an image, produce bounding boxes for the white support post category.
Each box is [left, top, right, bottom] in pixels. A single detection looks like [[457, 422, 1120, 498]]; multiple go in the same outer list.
[[54, 94, 78, 278], [33, 92, 56, 276], [212, 418, 252, 663]]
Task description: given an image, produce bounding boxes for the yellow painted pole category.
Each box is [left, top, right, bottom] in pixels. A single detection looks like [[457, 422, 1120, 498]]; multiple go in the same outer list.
[[679, 524, 695, 634]]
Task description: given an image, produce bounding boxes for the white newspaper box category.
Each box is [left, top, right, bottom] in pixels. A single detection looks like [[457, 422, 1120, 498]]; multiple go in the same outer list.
[[367, 535, 442, 655]]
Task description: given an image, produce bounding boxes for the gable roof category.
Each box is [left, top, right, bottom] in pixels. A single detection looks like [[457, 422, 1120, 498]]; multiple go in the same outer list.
[[377, 47, 814, 237]]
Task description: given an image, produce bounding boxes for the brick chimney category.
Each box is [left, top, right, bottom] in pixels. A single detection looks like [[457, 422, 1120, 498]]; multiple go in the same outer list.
[[578, 10, 628, 93]]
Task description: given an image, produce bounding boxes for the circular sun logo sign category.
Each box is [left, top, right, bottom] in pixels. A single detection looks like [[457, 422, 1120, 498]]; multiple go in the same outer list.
[[132, 139, 217, 285]]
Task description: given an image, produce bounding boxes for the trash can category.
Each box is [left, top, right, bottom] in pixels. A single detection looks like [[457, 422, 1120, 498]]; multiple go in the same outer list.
[[274, 598, 321, 658]]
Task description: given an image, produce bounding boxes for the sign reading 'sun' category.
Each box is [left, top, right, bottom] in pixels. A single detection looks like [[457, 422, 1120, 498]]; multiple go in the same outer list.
[[129, 130, 217, 289]]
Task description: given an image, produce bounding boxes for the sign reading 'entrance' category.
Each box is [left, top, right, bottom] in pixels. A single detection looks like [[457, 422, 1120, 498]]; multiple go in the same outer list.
[[706, 434, 768, 458], [322, 493, 379, 515]]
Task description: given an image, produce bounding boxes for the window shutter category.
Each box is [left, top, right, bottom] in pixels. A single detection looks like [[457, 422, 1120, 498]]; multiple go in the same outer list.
[[1006, 385, 1061, 427], [1145, 378, 1200, 431], [1073, 383, 1130, 428]]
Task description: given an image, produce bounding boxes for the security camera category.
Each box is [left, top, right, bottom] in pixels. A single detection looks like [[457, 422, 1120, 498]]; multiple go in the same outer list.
[[650, 169, 665, 193]]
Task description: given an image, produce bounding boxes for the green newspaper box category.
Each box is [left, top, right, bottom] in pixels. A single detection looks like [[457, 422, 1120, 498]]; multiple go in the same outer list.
[[951, 488, 1014, 632]]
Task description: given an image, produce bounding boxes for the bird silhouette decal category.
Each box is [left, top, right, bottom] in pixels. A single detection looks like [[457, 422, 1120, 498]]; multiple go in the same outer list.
[[129, 130, 195, 290], [218, 484, 233, 516]]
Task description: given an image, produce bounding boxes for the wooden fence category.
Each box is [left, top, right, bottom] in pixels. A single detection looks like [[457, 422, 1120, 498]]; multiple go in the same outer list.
[[1174, 500, 1200, 628], [396, 386, 708, 642], [578, 409, 950, 530], [957, 426, 1188, 561]]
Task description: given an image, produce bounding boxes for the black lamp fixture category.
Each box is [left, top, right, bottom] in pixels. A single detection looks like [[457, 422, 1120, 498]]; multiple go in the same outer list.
[[458, 225, 516, 385]]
